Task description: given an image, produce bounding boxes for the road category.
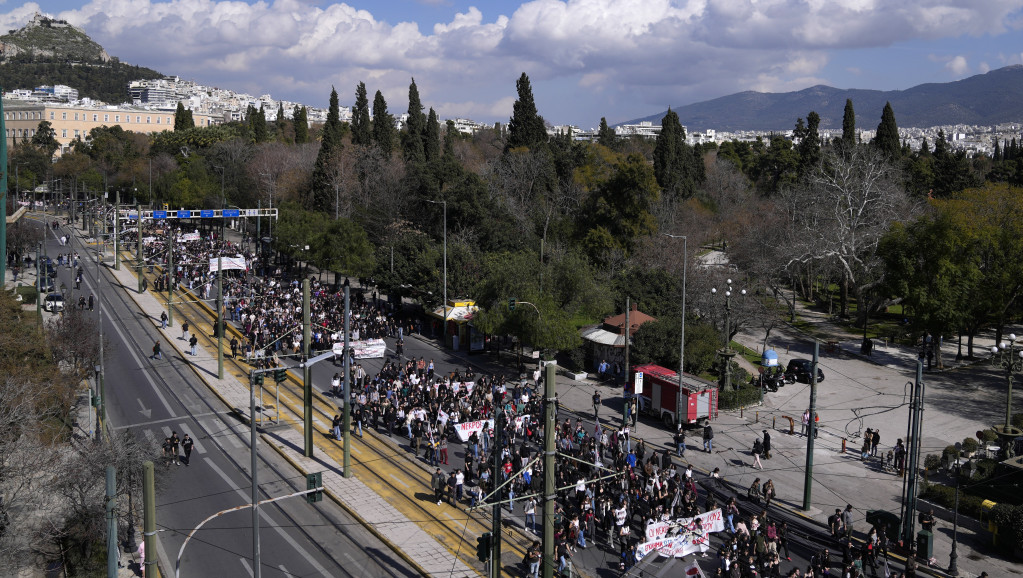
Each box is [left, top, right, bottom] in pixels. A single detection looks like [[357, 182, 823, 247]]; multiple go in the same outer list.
[[38, 215, 416, 578]]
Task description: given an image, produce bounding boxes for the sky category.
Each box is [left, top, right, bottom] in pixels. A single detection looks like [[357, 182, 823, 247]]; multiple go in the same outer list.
[[4, 0, 1023, 128]]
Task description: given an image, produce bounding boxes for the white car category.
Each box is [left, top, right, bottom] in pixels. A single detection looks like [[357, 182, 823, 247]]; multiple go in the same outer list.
[[43, 293, 65, 312]]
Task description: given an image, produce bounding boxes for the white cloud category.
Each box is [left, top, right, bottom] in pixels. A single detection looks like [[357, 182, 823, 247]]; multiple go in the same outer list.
[[12, 0, 1017, 126], [945, 55, 969, 74]]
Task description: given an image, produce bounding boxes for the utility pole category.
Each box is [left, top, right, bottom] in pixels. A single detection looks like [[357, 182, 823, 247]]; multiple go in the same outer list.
[[113, 190, 120, 270], [136, 204, 144, 293], [166, 227, 174, 328], [491, 411, 503, 577], [542, 361, 557, 578], [802, 340, 820, 511], [622, 298, 631, 430], [106, 466, 117, 578], [342, 280, 352, 477], [36, 242, 42, 322], [217, 256, 224, 379], [903, 361, 925, 546], [143, 461, 160, 578], [303, 278, 313, 457], [250, 366, 262, 578], [0, 93, 8, 289]]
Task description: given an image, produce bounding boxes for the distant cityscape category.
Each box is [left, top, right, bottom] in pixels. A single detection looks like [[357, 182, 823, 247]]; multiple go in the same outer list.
[[4, 74, 1023, 157]]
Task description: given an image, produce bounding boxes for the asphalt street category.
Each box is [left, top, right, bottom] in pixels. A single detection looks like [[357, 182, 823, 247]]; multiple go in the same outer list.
[[39, 216, 417, 578]]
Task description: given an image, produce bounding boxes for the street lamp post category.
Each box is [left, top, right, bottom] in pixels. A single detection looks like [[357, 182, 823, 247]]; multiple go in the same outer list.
[[425, 199, 447, 345], [948, 451, 962, 576], [990, 335, 1023, 458], [663, 234, 687, 425], [711, 278, 745, 391]]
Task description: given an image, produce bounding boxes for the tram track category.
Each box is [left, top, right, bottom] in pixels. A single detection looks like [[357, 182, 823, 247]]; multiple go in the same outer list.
[[126, 248, 532, 575], [64, 228, 413, 577]]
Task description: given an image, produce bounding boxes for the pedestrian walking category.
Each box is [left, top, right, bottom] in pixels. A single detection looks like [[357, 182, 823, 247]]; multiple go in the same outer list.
[[160, 311, 167, 329], [189, 334, 198, 356], [181, 434, 194, 466], [762, 429, 772, 459], [170, 431, 180, 466], [592, 390, 601, 421], [801, 409, 810, 436], [763, 479, 776, 508], [332, 415, 341, 440], [230, 337, 239, 358], [703, 423, 714, 453], [524, 496, 537, 533], [751, 438, 764, 469], [674, 425, 687, 457], [152, 340, 162, 360], [748, 477, 762, 505], [842, 504, 855, 539], [431, 468, 447, 505], [181, 321, 189, 341], [871, 429, 881, 457], [88, 294, 94, 311]]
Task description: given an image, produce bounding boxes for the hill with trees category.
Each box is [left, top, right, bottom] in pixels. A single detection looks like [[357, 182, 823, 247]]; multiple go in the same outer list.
[[0, 13, 163, 103]]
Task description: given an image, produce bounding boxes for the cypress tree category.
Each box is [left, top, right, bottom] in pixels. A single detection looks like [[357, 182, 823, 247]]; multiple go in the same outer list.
[[173, 101, 193, 131], [402, 78, 426, 163], [424, 107, 440, 163], [873, 101, 900, 158], [276, 101, 286, 136], [797, 111, 821, 178], [443, 120, 457, 158], [506, 72, 547, 150], [253, 104, 269, 142], [597, 117, 617, 148], [352, 82, 372, 146], [993, 138, 1002, 162], [841, 99, 855, 151], [311, 87, 343, 210], [371, 90, 394, 154], [293, 105, 308, 144]]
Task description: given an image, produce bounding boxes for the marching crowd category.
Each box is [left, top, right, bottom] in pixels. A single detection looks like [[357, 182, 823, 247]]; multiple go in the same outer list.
[[122, 220, 952, 578]]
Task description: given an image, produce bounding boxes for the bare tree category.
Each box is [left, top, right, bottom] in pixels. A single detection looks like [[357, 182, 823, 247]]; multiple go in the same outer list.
[[779, 147, 918, 323], [45, 308, 106, 380]]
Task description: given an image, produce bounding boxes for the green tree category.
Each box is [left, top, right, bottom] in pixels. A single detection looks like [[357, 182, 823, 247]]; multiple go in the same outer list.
[[402, 78, 426, 164], [30, 119, 59, 158], [443, 120, 457, 158], [581, 153, 660, 261], [352, 82, 372, 146], [841, 99, 856, 151], [293, 105, 309, 144], [652, 108, 703, 199], [173, 102, 193, 132], [252, 104, 269, 143], [597, 117, 617, 148], [314, 218, 376, 278], [506, 72, 547, 151], [795, 111, 821, 179], [371, 89, 394, 154], [873, 101, 900, 158], [310, 87, 343, 211], [424, 107, 440, 163]]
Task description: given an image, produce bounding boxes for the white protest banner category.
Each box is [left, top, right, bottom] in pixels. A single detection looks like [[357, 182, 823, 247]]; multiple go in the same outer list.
[[142, 236, 158, 245], [208, 256, 247, 272], [332, 339, 387, 359], [679, 508, 725, 534], [454, 419, 494, 442], [180, 232, 200, 242], [645, 521, 670, 542], [437, 408, 449, 428], [637, 531, 710, 560]]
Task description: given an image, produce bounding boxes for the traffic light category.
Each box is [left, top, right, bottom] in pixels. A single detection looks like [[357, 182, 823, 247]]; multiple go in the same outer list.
[[475, 532, 492, 562], [274, 368, 288, 383], [508, 298, 516, 311], [306, 472, 323, 503], [251, 372, 264, 386]]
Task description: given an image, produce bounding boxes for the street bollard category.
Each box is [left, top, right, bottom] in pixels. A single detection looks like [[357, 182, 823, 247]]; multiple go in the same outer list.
[[756, 411, 759, 423], [773, 416, 776, 429], [841, 438, 847, 453], [781, 416, 794, 434]]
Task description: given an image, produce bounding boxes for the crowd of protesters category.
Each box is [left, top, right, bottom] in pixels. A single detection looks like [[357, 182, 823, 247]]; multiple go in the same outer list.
[[118, 219, 927, 578]]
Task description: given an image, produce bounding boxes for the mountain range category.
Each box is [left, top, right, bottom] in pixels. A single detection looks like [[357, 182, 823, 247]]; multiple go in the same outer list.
[[625, 65, 1023, 132]]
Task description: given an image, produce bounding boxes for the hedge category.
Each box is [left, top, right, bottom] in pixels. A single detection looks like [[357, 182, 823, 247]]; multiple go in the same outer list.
[[718, 386, 762, 411]]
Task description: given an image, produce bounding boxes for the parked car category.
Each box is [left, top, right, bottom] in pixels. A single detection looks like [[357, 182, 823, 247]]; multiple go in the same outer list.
[[37, 277, 56, 293], [785, 358, 825, 383], [43, 293, 65, 312]]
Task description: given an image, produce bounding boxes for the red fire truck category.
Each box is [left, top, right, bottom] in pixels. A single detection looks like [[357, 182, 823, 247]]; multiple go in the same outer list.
[[627, 364, 718, 429]]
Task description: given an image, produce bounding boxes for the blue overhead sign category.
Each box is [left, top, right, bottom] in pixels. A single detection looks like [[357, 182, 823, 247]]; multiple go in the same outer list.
[[223, 209, 240, 218], [200, 210, 215, 218], [153, 210, 167, 219]]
